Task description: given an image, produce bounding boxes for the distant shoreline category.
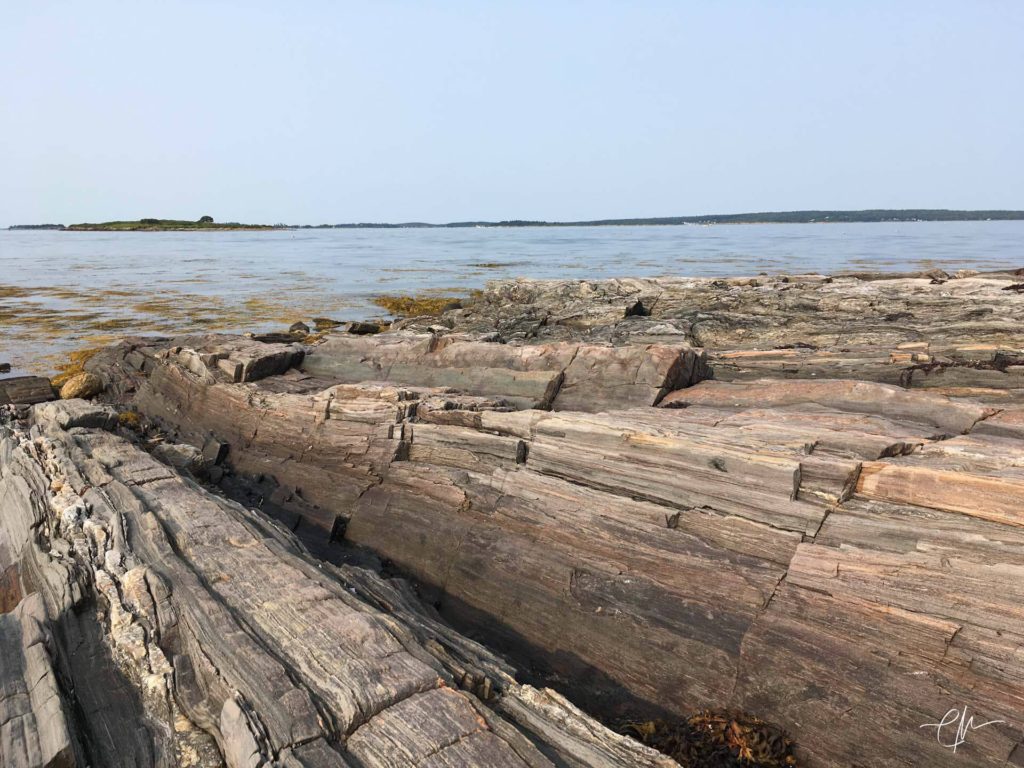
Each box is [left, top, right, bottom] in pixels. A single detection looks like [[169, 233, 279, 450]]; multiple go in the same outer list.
[[7, 209, 1024, 231], [7, 219, 283, 232]]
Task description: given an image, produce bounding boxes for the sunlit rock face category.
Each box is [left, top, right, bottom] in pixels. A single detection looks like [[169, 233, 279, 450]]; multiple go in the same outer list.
[[3, 268, 1023, 768]]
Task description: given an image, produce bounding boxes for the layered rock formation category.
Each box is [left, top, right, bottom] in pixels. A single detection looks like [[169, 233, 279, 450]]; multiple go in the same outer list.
[[0, 376, 54, 406], [3, 268, 1023, 767], [0, 400, 675, 768]]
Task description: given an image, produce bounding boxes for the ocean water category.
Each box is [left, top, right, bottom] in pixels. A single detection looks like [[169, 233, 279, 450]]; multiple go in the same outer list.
[[1, 221, 1022, 376]]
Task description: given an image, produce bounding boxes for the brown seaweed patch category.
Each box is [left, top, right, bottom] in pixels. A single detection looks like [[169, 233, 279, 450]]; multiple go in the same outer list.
[[621, 711, 796, 767], [118, 410, 143, 431], [49, 347, 104, 388], [0, 285, 36, 300], [372, 295, 463, 317], [6, 280, 359, 373], [42, 288, 86, 301], [88, 317, 142, 332], [79, 334, 124, 347], [133, 298, 189, 314]]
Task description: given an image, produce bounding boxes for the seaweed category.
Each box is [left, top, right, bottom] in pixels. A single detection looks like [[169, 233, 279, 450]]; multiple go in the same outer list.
[[49, 347, 104, 388], [372, 295, 463, 317], [620, 711, 796, 767]]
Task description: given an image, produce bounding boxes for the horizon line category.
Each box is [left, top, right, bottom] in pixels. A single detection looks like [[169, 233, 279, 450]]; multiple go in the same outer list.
[[7, 207, 1024, 230]]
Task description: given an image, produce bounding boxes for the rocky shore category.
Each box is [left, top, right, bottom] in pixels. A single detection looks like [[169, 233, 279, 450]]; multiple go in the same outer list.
[[2, 268, 1023, 767]]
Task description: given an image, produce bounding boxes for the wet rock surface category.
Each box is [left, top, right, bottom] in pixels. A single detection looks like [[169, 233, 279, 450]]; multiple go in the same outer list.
[[3, 269, 1024, 767]]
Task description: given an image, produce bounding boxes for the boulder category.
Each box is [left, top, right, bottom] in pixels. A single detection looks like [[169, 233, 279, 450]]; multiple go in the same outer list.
[[58, 372, 103, 400]]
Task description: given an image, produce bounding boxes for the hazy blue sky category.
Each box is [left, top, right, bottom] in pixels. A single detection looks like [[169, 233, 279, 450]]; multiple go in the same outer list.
[[2, 1, 1021, 224]]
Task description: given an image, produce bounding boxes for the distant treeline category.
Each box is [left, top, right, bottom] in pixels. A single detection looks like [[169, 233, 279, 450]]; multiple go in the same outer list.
[[299, 209, 1024, 228], [9, 209, 1024, 231]]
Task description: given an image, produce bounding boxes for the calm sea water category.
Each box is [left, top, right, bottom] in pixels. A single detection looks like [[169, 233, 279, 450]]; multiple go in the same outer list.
[[2, 221, 1022, 376]]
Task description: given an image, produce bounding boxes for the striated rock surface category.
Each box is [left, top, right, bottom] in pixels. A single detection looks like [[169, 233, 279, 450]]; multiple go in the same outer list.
[[0, 593, 75, 768], [0, 376, 55, 406], [0, 401, 674, 768], [429, 270, 1024, 399], [6, 269, 1023, 767], [301, 334, 707, 411]]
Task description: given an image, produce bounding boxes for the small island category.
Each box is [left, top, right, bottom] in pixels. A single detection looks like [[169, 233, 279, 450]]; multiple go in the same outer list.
[[9, 216, 284, 231], [65, 216, 284, 231]]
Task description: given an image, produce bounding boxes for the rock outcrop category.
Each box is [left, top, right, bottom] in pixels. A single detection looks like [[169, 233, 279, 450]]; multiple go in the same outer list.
[[4, 269, 1023, 768], [0, 593, 75, 768], [428, 270, 1024, 398], [0, 401, 674, 768], [0, 376, 54, 406]]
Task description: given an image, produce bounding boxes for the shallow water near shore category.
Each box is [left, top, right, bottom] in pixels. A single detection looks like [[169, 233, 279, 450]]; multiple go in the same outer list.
[[2, 220, 1022, 376]]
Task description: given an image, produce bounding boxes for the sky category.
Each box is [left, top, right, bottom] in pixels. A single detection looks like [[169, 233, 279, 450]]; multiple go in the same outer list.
[[1, 1, 1022, 225]]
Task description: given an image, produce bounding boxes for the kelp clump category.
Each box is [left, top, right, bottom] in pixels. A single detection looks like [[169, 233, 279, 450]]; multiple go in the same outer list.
[[621, 711, 796, 767], [50, 347, 104, 388], [372, 295, 462, 317], [118, 410, 143, 431]]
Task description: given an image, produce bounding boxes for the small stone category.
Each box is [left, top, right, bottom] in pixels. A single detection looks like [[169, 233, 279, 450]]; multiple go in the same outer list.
[[0, 362, 10, 373], [61, 501, 87, 528], [59, 372, 104, 400], [344, 321, 381, 335], [290, 322, 310, 334], [202, 438, 229, 465], [217, 358, 243, 381], [152, 442, 205, 472]]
